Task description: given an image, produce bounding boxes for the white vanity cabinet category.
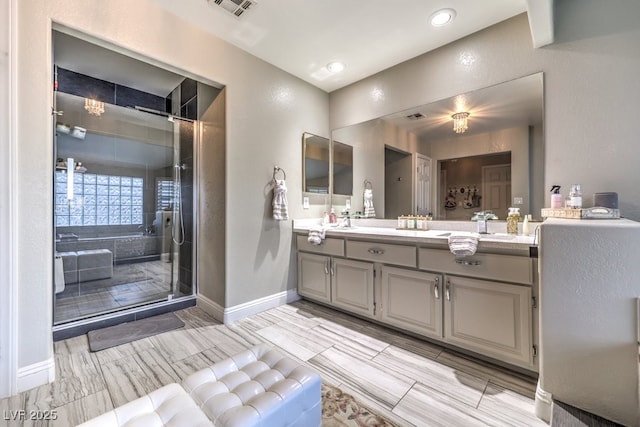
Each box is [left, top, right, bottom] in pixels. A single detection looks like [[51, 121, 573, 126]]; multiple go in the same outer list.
[[420, 248, 535, 368], [296, 236, 345, 303], [380, 266, 443, 339], [443, 275, 532, 366], [297, 252, 332, 303], [296, 236, 375, 318], [331, 258, 375, 318], [295, 230, 538, 371]]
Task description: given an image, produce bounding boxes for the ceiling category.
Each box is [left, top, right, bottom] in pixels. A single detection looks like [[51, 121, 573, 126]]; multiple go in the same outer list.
[[54, 1, 550, 140], [152, 0, 530, 92], [55, 1, 545, 95]]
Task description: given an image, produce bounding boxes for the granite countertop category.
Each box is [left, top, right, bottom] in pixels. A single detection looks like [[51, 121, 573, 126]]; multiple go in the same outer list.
[[293, 218, 538, 252]]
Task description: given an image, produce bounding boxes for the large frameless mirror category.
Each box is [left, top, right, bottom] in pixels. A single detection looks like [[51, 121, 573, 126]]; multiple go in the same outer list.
[[331, 72, 544, 220]]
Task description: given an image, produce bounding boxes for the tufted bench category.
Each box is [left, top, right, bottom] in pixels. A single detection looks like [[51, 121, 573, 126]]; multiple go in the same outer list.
[[77, 343, 322, 427]]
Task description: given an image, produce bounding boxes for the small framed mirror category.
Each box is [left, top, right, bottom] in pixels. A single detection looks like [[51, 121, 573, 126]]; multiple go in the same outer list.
[[302, 132, 330, 194], [332, 141, 353, 196]]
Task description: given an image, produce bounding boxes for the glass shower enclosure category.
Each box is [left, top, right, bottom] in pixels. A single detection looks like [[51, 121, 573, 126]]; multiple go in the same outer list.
[[53, 91, 195, 325]]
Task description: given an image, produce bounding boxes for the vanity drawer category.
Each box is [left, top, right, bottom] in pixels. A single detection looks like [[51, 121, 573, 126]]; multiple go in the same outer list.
[[418, 248, 533, 285], [296, 235, 344, 257], [346, 240, 416, 268]]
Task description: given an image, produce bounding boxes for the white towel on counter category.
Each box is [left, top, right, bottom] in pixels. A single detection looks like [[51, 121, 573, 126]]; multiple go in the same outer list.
[[448, 233, 480, 257], [272, 179, 289, 221], [363, 188, 376, 218], [307, 226, 326, 245]]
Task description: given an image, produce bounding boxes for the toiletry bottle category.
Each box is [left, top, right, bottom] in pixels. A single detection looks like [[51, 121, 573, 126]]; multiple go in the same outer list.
[[522, 214, 531, 236], [329, 208, 337, 224], [397, 215, 406, 229], [507, 207, 520, 234], [550, 185, 563, 209], [322, 211, 329, 225], [569, 184, 582, 209]]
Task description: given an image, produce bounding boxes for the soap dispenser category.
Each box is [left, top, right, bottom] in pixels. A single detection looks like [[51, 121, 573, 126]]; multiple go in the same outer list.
[[329, 208, 337, 224], [550, 185, 563, 209], [507, 207, 520, 234], [322, 211, 330, 225]]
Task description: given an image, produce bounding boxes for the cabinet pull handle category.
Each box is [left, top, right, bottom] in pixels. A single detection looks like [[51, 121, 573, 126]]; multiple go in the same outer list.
[[324, 260, 329, 275], [445, 279, 451, 301], [367, 247, 385, 255], [455, 259, 481, 266], [434, 277, 440, 299], [330, 260, 335, 276]]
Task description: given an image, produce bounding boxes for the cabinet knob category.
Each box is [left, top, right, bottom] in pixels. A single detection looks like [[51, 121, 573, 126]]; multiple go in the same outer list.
[[455, 259, 481, 266]]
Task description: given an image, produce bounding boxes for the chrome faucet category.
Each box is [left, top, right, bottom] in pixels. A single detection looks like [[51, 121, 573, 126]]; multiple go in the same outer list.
[[476, 211, 488, 234], [340, 210, 352, 228]]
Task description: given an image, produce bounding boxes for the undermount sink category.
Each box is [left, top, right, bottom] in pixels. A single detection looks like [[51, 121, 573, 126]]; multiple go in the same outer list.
[[481, 233, 517, 241]]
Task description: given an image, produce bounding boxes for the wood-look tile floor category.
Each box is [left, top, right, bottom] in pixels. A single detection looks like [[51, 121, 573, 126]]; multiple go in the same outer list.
[[1, 300, 548, 426], [54, 260, 177, 324]]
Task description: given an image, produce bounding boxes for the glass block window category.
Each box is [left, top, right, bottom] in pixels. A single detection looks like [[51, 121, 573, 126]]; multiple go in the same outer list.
[[156, 179, 174, 211], [55, 171, 143, 226]]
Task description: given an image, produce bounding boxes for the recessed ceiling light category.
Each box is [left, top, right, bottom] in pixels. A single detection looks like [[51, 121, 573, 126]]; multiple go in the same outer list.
[[430, 8, 456, 27], [326, 62, 345, 73]]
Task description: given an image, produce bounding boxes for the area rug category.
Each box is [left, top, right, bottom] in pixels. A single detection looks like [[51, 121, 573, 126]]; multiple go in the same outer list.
[[87, 312, 184, 352], [322, 383, 399, 426]]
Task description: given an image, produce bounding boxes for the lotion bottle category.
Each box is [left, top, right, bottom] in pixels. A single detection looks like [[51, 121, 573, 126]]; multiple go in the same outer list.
[[550, 185, 563, 209], [329, 208, 337, 224], [522, 214, 531, 236]]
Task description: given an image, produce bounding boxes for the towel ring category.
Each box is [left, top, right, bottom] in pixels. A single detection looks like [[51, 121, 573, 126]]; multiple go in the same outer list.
[[364, 179, 373, 190], [273, 166, 286, 181]]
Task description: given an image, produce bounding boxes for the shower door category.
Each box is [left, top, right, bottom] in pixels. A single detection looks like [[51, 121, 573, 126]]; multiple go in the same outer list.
[[53, 92, 195, 325]]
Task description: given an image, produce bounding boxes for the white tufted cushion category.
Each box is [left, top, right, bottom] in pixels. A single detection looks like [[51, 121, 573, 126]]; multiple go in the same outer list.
[[182, 343, 321, 427], [77, 344, 321, 427], [77, 383, 214, 427]]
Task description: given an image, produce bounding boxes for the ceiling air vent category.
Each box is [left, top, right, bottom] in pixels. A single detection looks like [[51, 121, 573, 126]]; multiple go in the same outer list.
[[210, 0, 257, 19], [406, 113, 425, 120]]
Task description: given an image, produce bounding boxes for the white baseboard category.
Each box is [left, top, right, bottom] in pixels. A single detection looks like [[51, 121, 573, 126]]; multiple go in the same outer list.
[[534, 380, 553, 423], [16, 357, 55, 393], [197, 289, 300, 324]]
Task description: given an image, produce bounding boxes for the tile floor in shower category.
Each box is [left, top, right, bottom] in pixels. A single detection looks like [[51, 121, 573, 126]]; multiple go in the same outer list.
[[54, 260, 178, 324]]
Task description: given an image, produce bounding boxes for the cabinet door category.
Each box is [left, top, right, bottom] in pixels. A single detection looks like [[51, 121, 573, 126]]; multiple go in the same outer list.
[[331, 258, 374, 318], [381, 266, 442, 339], [444, 275, 532, 366], [297, 253, 331, 303]]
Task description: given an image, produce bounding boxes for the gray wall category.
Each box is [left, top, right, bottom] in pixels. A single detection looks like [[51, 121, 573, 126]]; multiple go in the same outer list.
[[197, 86, 226, 307], [330, 1, 640, 221], [13, 0, 329, 378], [0, 0, 13, 398]]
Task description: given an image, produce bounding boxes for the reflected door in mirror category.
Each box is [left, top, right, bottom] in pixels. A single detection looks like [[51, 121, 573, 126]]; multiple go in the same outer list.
[[332, 141, 353, 196]]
